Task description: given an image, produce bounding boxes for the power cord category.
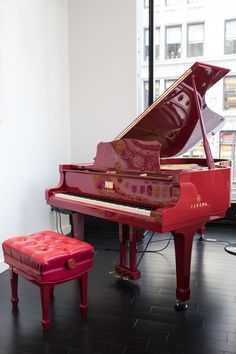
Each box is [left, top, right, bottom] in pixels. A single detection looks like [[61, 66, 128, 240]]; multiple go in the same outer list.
[[202, 237, 236, 255]]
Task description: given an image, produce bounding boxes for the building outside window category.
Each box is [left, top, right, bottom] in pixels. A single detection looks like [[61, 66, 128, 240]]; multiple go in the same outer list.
[[224, 76, 236, 110], [187, 23, 204, 57], [155, 80, 160, 99], [225, 19, 236, 55], [155, 27, 160, 60], [165, 0, 182, 5], [165, 25, 182, 59], [143, 80, 160, 110], [144, 28, 149, 61], [165, 79, 176, 90], [143, 80, 149, 110], [220, 131, 236, 180], [144, 0, 149, 8], [139, 0, 236, 201]]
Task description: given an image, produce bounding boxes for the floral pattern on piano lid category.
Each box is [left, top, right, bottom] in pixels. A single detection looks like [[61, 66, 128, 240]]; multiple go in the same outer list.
[[93, 139, 161, 173]]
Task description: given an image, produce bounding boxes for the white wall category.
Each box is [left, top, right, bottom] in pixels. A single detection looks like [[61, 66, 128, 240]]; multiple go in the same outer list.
[[0, 0, 138, 271], [68, 0, 137, 163], [0, 0, 70, 270]]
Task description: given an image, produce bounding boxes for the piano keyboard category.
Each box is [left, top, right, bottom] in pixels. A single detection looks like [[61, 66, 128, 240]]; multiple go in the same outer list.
[[54, 193, 153, 216]]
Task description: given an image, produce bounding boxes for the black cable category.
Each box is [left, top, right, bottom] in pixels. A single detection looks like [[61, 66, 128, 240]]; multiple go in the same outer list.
[[138, 233, 173, 255], [95, 233, 173, 255], [137, 231, 155, 267]]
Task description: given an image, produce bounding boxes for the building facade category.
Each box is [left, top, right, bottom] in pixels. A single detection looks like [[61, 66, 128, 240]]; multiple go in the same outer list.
[[138, 0, 236, 201]]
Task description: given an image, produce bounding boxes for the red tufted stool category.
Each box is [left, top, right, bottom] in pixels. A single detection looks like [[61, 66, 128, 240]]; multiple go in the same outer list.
[[2, 231, 94, 331]]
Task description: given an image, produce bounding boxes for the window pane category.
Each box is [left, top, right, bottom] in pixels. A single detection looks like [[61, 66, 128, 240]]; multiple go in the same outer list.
[[220, 131, 234, 143], [192, 144, 205, 158], [225, 19, 236, 54], [220, 144, 233, 159], [165, 79, 176, 90], [224, 76, 236, 110], [143, 80, 149, 110], [144, 28, 149, 61], [187, 23, 204, 57], [144, 0, 149, 8], [166, 0, 182, 5], [155, 80, 160, 99], [166, 26, 182, 59], [155, 27, 160, 60]]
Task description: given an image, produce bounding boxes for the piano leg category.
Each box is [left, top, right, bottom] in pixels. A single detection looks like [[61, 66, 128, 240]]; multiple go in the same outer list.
[[172, 226, 196, 311], [70, 213, 84, 240], [115, 224, 141, 280]]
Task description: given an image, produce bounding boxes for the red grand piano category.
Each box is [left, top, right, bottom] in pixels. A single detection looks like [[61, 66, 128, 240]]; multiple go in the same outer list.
[[46, 62, 231, 310]]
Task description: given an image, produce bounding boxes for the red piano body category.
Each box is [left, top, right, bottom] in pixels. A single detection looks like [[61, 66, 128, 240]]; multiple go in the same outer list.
[[46, 62, 231, 310]]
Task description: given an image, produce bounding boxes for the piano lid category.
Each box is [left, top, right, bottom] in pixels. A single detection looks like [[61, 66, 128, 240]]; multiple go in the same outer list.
[[115, 62, 230, 157]]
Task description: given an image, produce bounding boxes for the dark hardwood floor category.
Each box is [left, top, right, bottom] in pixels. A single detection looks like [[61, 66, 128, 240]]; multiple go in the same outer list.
[[0, 221, 236, 354]]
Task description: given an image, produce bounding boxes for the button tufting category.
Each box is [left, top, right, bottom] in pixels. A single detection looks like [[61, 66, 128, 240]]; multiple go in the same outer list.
[[67, 258, 76, 269]]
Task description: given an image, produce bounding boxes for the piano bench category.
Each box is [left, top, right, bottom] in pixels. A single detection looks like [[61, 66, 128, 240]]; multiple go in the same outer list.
[[2, 231, 94, 331]]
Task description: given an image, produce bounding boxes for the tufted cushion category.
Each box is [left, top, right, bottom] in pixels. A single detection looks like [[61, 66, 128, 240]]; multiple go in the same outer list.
[[2, 231, 94, 284]]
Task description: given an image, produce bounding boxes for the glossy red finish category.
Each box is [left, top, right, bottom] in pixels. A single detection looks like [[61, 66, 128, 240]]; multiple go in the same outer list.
[[116, 62, 230, 157], [2, 231, 94, 330], [45, 62, 231, 306]]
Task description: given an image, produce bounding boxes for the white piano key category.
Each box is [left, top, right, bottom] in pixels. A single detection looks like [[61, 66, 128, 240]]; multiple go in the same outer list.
[[54, 193, 152, 216]]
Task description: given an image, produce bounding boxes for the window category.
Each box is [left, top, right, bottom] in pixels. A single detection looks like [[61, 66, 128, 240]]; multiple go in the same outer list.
[[155, 80, 160, 99], [155, 27, 160, 60], [225, 19, 236, 55], [220, 131, 236, 180], [187, 23, 204, 57], [165, 25, 182, 59], [192, 144, 205, 158], [165, 79, 176, 90], [143, 80, 149, 110], [143, 80, 160, 110], [144, 0, 149, 8], [224, 76, 236, 110], [144, 28, 149, 61], [165, 0, 182, 5]]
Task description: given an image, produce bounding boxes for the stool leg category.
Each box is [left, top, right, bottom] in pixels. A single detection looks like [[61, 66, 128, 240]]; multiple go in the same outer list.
[[10, 267, 19, 308], [50, 286, 54, 297], [79, 272, 88, 315], [40, 286, 51, 331]]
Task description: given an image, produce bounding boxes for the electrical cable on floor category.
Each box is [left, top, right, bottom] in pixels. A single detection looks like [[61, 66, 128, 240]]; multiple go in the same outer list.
[[95, 232, 173, 255], [202, 237, 236, 255], [136, 231, 155, 267]]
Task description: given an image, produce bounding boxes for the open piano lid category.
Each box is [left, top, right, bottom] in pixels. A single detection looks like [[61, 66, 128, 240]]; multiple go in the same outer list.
[[115, 62, 230, 157]]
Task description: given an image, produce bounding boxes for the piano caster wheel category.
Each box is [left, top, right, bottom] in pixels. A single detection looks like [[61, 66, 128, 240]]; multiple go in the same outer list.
[[175, 301, 188, 311]]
